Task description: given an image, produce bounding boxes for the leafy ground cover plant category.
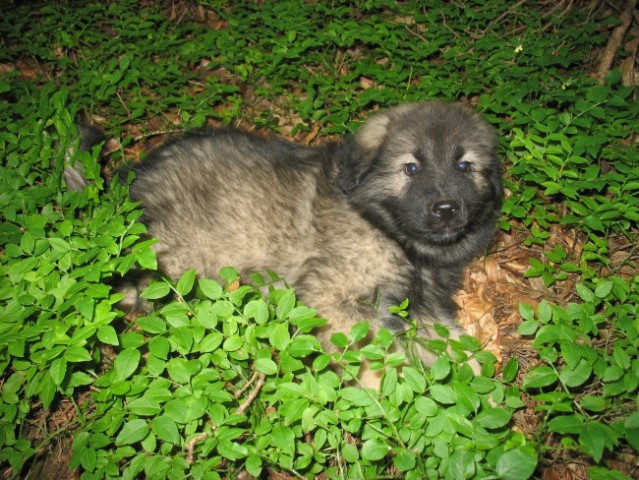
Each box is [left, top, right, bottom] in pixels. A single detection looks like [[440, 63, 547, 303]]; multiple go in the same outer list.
[[65, 267, 534, 480], [1, 0, 637, 479]]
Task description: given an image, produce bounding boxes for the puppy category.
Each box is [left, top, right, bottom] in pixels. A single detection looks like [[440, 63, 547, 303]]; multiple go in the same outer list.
[[69, 102, 502, 386]]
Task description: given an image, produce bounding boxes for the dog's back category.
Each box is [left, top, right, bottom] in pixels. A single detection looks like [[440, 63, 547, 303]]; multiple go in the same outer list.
[[132, 127, 409, 292]]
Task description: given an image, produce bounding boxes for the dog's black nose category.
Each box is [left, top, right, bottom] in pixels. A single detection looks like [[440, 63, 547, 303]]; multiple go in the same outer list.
[[431, 200, 459, 221]]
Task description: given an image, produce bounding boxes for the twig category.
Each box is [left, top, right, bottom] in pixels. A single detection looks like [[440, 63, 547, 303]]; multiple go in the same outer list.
[[233, 370, 260, 399], [487, 0, 529, 31], [184, 371, 265, 464], [186, 432, 209, 464], [132, 129, 179, 142], [235, 372, 266, 416], [469, 0, 529, 39], [116, 91, 131, 118], [540, 0, 575, 33], [404, 23, 430, 42]]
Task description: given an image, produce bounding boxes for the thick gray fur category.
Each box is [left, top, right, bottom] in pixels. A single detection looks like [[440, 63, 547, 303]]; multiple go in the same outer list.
[[76, 102, 503, 382]]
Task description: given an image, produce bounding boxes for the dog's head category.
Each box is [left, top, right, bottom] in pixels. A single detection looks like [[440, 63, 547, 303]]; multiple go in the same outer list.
[[337, 102, 502, 265]]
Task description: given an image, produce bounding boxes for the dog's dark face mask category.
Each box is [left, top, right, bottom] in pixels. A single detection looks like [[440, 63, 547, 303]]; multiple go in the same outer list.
[[397, 133, 499, 247], [343, 102, 502, 265]]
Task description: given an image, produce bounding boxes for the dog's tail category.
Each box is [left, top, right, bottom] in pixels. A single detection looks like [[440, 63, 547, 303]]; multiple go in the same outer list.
[[63, 124, 105, 191]]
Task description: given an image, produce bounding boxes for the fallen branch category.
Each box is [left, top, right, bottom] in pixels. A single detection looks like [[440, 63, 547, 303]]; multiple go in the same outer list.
[[596, 1, 636, 82]]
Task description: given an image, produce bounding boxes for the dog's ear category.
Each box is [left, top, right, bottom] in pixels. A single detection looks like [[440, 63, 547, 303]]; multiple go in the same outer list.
[[335, 112, 391, 193], [353, 113, 391, 153]]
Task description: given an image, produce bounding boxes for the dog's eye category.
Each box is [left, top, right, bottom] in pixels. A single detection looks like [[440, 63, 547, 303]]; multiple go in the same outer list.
[[404, 162, 420, 176], [457, 161, 472, 173]]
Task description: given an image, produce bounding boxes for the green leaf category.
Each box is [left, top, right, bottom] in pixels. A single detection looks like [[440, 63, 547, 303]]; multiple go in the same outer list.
[[276, 289, 296, 320], [519, 302, 535, 321], [579, 395, 607, 412], [136, 315, 167, 334], [75, 296, 94, 320], [244, 299, 270, 324], [269, 321, 291, 351], [330, 332, 349, 348], [624, 412, 639, 451], [217, 440, 248, 461], [547, 415, 584, 434], [594, 280, 613, 299], [523, 366, 558, 389], [245, 454, 262, 476], [219, 267, 239, 286], [414, 396, 438, 416], [39, 375, 57, 408], [272, 426, 295, 456], [559, 358, 592, 388], [517, 319, 538, 336], [97, 325, 119, 346], [115, 419, 149, 446], [341, 442, 359, 463], [349, 321, 369, 342], [141, 281, 171, 300], [128, 398, 161, 416], [199, 278, 223, 300], [49, 237, 71, 252], [166, 358, 198, 384], [360, 344, 385, 360], [560, 342, 582, 369], [210, 300, 234, 318], [79, 447, 97, 472], [312, 353, 331, 373], [588, 466, 632, 480], [171, 326, 194, 353], [477, 408, 512, 429], [448, 449, 476, 479], [49, 357, 67, 386], [496, 448, 537, 480], [449, 414, 475, 438], [114, 348, 141, 381], [149, 336, 171, 359], [624, 412, 639, 430], [361, 438, 389, 461], [255, 358, 278, 375], [402, 367, 426, 393], [612, 345, 631, 370], [165, 397, 208, 424], [453, 381, 480, 413], [64, 346, 93, 362], [223, 335, 243, 352], [288, 305, 318, 323], [430, 384, 456, 404], [134, 243, 157, 270], [380, 368, 398, 397], [576, 283, 595, 303], [392, 448, 416, 471], [580, 422, 617, 463], [430, 356, 451, 380], [197, 332, 224, 353], [502, 357, 519, 382], [537, 300, 552, 323], [151, 416, 181, 445], [176, 269, 196, 296], [339, 387, 375, 407]]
